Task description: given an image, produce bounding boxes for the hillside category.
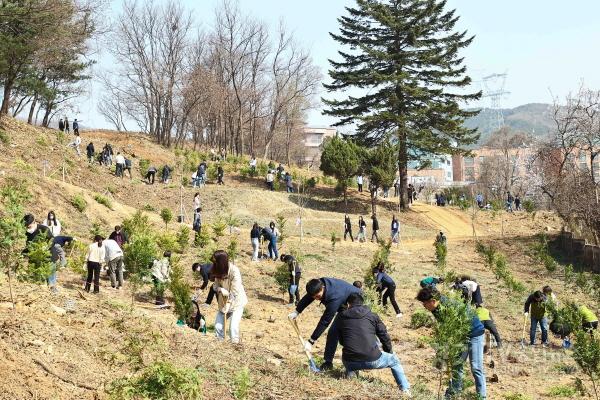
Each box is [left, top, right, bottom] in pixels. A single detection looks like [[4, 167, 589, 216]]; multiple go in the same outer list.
[[0, 116, 595, 400], [465, 103, 554, 144]]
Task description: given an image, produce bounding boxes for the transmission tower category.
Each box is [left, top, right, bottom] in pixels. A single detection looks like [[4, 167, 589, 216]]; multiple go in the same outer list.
[[480, 73, 510, 132]]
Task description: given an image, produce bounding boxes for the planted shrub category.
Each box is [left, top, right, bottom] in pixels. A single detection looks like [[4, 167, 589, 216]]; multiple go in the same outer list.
[[21, 238, 53, 284], [160, 208, 173, 230], [211, 219, 227, 240], [233, 367, 251, 400], [169, 261, 193, 324], [434, 240, 447, 271], [410, 309, 434, 329], [71, 194, 87, 212], [94, 194, 113, 209], [193, 230, 211, 248], [176, 225, 191, 253], [138, 158, 150, 177], [476, 242, 525, 294], [106, 361, 202, 400], [227, 236, 239, 262], [156, 232, 178, 253], [273, 261, 290, 296], [364, 240, 393, 287], [276, 214, 287, 244], [0, 129, 9, 144], [124, 234, 158, 305]]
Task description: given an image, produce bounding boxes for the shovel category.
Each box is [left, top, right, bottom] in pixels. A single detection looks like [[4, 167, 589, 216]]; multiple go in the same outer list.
[[289, 318, 320, 373], [520, 313, 528, 349]]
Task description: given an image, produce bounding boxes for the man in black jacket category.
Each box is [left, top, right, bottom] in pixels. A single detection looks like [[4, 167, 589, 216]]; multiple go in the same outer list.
[[288, 278, 361, 370], [335, 293, 411, 395]]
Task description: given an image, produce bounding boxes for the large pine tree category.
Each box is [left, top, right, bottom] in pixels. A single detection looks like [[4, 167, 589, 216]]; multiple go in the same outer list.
[[323, 0, 480, 209]]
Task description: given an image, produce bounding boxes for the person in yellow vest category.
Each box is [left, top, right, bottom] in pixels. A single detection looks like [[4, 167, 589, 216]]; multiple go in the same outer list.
[[475, 305, 502, 348], [579, 305, 598, 332], [524, 290, 549, 347]]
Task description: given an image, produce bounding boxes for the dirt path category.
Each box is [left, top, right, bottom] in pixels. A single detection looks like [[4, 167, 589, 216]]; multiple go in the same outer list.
[[410, 202, 478, 238]]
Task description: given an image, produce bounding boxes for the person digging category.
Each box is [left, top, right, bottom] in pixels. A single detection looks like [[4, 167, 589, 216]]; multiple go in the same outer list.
[[288, 277, 361, 371], [334, 292, 411, 397]]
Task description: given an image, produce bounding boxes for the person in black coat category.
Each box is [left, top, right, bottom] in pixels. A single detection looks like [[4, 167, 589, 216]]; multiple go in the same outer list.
[[344, 215, 354, 242], [288, 278, 361, 371], [371, 214, 379, 242], [23, 214, 53, 251], [335, 293, 411, 394], [86, 142, 95, 164], [373, 263, 403, 317], [192, 262, 215, 305]]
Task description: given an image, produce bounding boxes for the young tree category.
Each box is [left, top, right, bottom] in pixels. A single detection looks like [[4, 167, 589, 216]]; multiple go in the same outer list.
[[324, 0, 480, 210], [0, 179, 30, 311], [320, 136, 362, 209], [124, 234, 158, 305], [364, 139, 397, 215], [160, 208, 173, 230]]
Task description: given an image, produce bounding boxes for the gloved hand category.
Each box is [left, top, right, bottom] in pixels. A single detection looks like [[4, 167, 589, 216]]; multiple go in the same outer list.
[[219, 288, 230, 297], [288, 311, 299, 320], [303, 340, 313, 352], [200, 303, 210, 308], [524, 312, 529, 317]]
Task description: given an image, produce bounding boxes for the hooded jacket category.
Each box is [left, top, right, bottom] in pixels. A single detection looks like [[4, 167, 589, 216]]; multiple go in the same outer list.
[[336, 305, 392, 362]]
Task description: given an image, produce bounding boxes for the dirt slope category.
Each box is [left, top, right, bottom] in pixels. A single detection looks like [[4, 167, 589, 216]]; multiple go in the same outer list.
[[0, 117, 586, 400]]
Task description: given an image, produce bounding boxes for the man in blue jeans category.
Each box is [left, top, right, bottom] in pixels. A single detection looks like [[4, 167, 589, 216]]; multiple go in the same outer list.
[[335, 293, 410, 396], [288, 278, 361, 371], [417, 287, 486, 399], [524, 290, 549, 346]]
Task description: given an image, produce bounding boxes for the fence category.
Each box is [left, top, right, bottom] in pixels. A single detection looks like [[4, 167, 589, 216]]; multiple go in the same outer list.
[[557, 230, 600, 273]]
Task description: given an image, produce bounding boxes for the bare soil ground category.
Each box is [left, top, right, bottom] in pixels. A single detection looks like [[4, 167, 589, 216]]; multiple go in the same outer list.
[[0, 117, 590, 399]]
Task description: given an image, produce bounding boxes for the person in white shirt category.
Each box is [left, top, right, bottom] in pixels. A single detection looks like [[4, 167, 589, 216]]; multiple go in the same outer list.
[[249, 157, 257, 175], [266, 170, 275, 191], [68, 132, 82, 157], [85, 235, 105, 293], [151, 251, 172, 305], [104, 239, 124, 289], [42, 210, 61, 236], [211, 250, 248, 343], [357, 175, 364, 192], [115, 152, 126, 178]]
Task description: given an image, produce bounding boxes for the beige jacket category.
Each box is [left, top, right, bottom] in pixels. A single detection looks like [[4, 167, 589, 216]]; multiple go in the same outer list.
[[213, 264, 247, 313]]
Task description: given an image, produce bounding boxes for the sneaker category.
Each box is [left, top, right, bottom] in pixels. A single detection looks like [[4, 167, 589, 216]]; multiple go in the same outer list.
[[346, 370, 359, 379], [402, 389, 412, 398], [50, 287, 59, 294], [396, 313, 403, 319], [319, 361, 334, 371], [542, 342, 549, 348]]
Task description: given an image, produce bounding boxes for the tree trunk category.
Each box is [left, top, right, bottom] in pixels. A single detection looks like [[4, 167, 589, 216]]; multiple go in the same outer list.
[[27, 95, 38, 124], [1, 81, 14, 115], [370, 187, 377, 216], [398, 130, 408, 211]]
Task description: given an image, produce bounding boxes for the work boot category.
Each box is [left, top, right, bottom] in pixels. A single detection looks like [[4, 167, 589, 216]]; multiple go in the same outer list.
[[319, 361, 333, 371]]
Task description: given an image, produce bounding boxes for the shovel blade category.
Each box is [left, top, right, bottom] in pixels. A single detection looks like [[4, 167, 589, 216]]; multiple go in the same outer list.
[[308, 359, 321, 373]]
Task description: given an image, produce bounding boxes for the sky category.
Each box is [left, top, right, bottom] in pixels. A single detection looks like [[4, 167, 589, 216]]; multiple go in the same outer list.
[[78, 0, 600, 130]]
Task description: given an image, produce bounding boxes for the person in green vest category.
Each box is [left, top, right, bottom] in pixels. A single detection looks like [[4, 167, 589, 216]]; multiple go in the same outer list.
[[524, 290, 549, 347], [475, 305, 502, 348], [420, 276, 444, 289]]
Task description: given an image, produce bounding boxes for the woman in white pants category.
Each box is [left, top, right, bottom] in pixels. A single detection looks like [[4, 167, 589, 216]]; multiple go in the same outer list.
[[212, 250, 248, 344]]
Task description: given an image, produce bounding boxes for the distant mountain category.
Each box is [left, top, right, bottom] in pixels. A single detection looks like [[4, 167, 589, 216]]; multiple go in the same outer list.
[[464, 103, 554, 145]]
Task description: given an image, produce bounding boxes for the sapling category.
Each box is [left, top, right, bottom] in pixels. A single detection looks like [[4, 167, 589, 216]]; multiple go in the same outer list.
[[21, 236, 53, 284], [168, 260, 193, 325], [0, 179, 29, 310], [276, 214, 287, 244], [160, 208, 173, 230], [123, 234, 158, 305], [330, 231, 337, 252]]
